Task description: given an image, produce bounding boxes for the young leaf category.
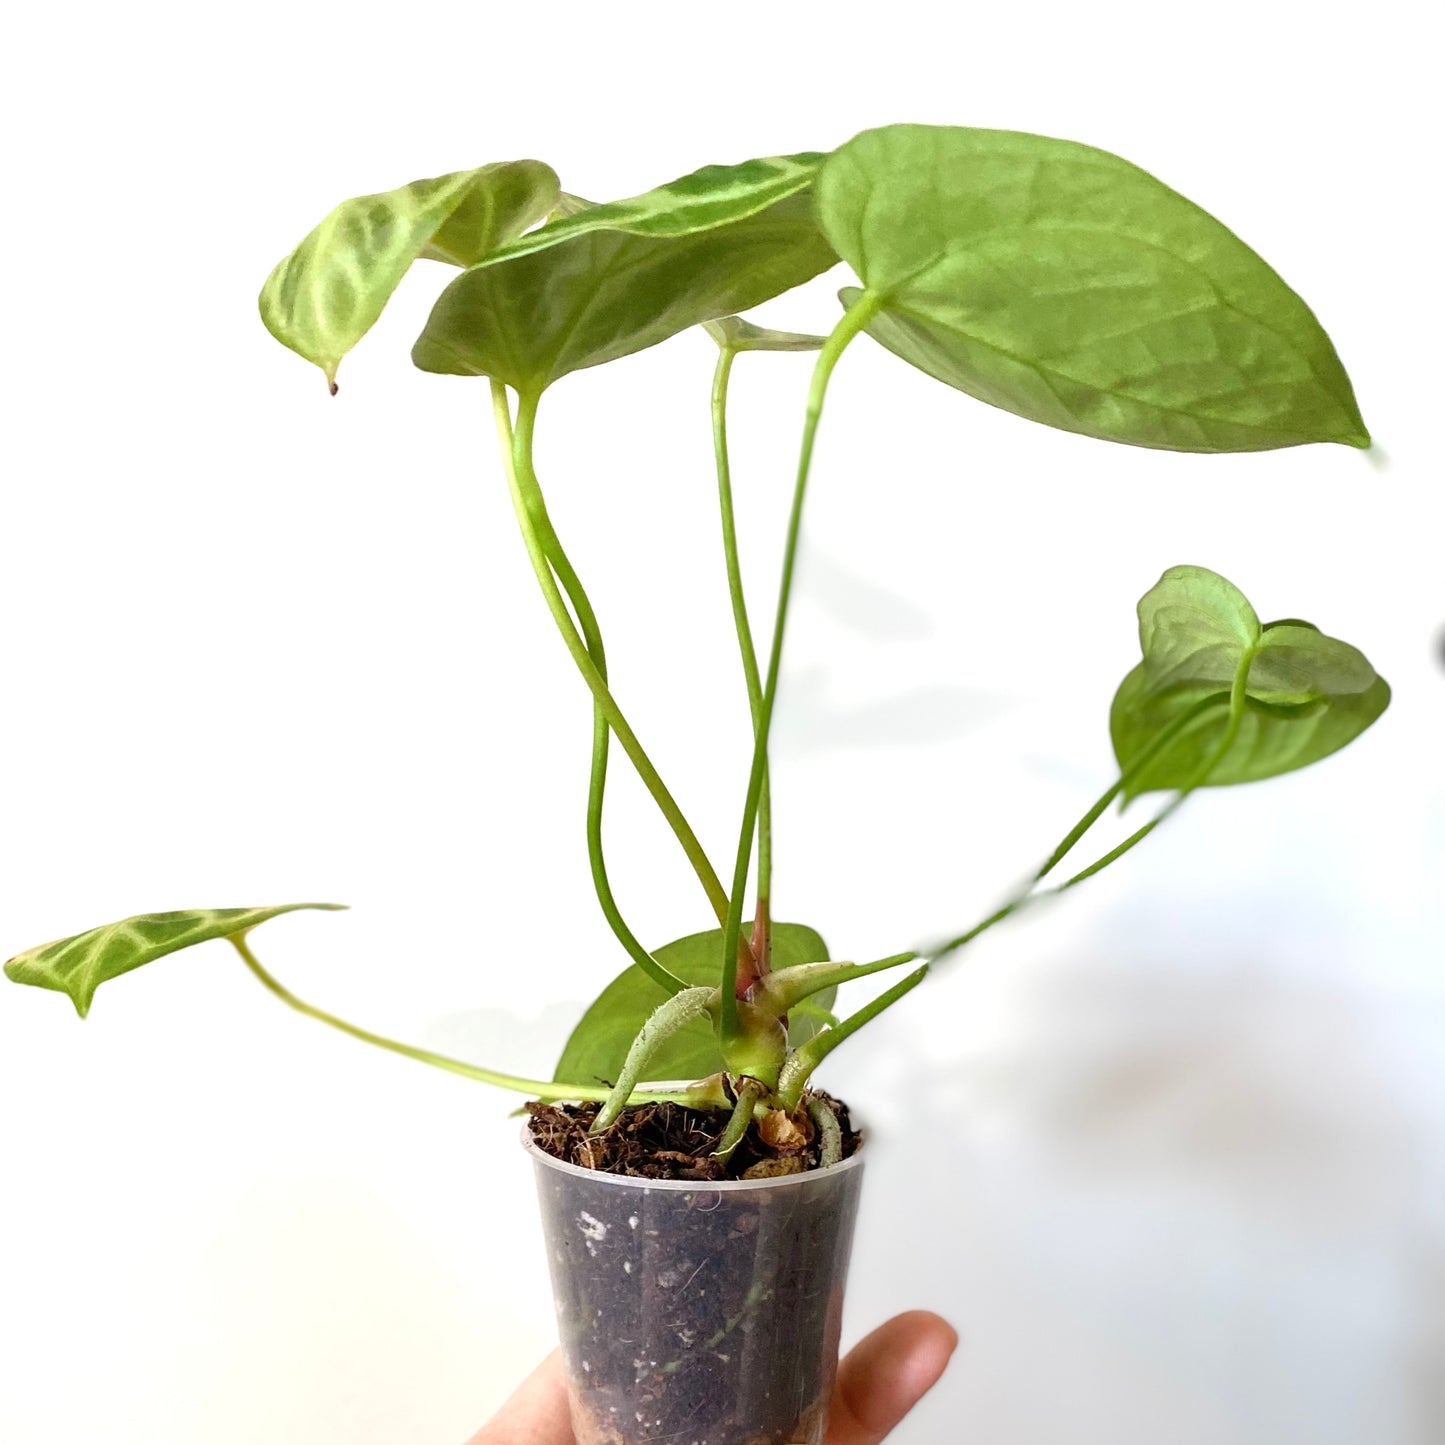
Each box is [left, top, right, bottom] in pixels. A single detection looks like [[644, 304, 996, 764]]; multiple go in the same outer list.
[[554, 923, 830, 1088], [821, 126, 1367, 452], [4, 904, 346, 1018], [259, 160, 560, 392], [1111, 567, 1388, 796], [1136, 563, 1260, 694], [411, 192, 837, 393], [478, 152, 825, 262], [704, 315, 827, 352]]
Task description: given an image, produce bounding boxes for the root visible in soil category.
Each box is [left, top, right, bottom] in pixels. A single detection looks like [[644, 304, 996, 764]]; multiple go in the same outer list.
[[527, 1093, 860, 1180]]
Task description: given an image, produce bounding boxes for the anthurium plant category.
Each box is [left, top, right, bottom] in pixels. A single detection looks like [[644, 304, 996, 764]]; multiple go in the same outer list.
[[5, 125, 1386, 1173]]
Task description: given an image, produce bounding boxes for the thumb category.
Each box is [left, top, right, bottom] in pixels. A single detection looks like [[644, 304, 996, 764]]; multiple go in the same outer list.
[[466, 1350, 574, 1445], [825, 1311, 958, 1445]]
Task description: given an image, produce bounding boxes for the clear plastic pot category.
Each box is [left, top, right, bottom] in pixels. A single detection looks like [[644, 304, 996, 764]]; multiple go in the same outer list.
[[525, 1128, 865, 1445]]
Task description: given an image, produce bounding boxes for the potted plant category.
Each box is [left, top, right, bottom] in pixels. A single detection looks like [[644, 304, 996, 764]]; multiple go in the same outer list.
[[4, 125, 1386, 1445]]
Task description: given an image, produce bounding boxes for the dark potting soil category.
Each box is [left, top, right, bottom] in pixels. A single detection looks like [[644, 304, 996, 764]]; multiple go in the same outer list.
[[525, 1095, 861, 1182], [527, 1098, 864, 1445]]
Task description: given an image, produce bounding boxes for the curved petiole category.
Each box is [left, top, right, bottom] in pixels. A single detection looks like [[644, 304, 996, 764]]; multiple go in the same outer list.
[[491, 382, 689, 997], [776, 964, 929, 1111], [590, 986, 719, 1133], [493, 385, 731, 933], [230, 934, 702, 1107]]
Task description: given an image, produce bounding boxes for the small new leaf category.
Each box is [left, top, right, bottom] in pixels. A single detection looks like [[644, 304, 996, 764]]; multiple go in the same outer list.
[[1111, 566, 1388, 795], [260, 160, 560, 391], [4, 904, 347, 1018], [555, 923, 830, 1088], [822, 126, 1367, 452]]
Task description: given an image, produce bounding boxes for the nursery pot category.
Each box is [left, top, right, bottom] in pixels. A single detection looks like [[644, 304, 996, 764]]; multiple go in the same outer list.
[[525, 1128, 865, 1445]]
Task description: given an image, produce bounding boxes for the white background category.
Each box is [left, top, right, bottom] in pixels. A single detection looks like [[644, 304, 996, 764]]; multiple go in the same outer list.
[[2, 3, 1441, 1442]]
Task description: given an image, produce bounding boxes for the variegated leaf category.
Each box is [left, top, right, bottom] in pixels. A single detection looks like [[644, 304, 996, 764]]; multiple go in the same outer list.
[[476, 152, 824, 266], [412, 191, 837, 393], [4, 904, 346, 1017], [259, 160, 559, 392]]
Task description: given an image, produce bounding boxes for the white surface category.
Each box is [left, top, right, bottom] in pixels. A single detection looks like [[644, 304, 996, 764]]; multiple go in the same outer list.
[[2, 4, 1441, 1442]]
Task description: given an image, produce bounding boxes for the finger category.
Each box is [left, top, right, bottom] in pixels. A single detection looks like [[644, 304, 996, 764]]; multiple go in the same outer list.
[[465, 1349, 574, 1445], [825, 1311, 958, 1445]]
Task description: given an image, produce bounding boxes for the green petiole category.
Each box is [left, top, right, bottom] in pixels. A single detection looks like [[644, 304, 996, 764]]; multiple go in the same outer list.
[[777, 964, 930, 1111], [490, 381, 689, 997], [719, 290, 887, 1053], [230, 934, 699, 1106], [711, 340, 773, 977]]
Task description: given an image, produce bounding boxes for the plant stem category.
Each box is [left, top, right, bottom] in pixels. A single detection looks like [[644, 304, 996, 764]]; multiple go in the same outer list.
[[713, 1077, 766, 1161], [926, 677, 1253, 965], [490, 382, 688, 997], [806, 1093, 843, 1167], [590, 986, 719, 1132], [1032, 691, 1227, 884], [711, 343, 772, 968], [229, 934, 693, 1105], [719, 291, 886, 1048], [777, 964, 929, 1111], [495, 385, 731, 930], [1055, 655, 1253, 892]]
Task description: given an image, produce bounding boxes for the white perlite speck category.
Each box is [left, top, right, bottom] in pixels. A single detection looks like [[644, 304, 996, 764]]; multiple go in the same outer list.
[[577, 1211, 608, 1257]]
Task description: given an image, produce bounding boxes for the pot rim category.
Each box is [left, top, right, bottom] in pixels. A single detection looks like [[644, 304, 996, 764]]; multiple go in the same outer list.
[[520, 1125, 866, 1193]]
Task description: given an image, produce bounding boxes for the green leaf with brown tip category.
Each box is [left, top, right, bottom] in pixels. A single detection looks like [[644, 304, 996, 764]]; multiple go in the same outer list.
[[259, 160, 559, 391], [4, 904, 347, 1017], [823, 126, 1367, 452]]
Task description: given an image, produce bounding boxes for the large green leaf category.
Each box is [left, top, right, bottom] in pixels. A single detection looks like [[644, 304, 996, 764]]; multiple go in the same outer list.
[[477, 152, 825, 262], [821, 126, 1367, 452], [555, 923, 830, 1088], [411, 191, 837, 394], [1111, 567, 1388, 796], [4, 904, 346, 1017], [260, 160, 559, 391]]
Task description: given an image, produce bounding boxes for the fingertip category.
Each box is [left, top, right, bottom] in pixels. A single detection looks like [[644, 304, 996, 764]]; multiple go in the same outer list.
[[466, 1349, 573, 1445], [834, 1311, 959, 1442]]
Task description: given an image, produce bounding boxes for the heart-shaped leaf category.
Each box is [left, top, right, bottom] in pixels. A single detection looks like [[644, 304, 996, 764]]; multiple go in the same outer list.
[[554, 923, 830, 1088], [4, 904, 346, 1017], [412, 190, 838, 394], [260, 160, 560, 391], [821, 126, 1367, 452], [1111, 566, 1388, 796], [479, 152, 825, 262]]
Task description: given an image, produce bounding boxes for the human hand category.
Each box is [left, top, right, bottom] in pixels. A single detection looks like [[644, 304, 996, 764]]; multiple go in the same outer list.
[[467, 1310, 957, 1445]]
